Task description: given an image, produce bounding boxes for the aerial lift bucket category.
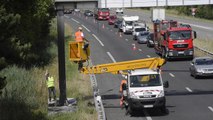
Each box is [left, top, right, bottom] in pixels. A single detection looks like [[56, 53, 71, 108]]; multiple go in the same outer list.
[[69, 41, 90, 63]]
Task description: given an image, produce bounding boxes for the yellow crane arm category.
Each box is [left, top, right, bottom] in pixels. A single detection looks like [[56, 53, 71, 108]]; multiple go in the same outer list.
[[81, 57, 165, 74]]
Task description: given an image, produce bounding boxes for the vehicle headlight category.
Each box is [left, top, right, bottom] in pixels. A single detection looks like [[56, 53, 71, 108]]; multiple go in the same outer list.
[[189, 51, 193, 55], [157, 91, 164, 98], [196, 68, 203, 73], [130, 92, 138, 99], [169, 51, 173, 56]]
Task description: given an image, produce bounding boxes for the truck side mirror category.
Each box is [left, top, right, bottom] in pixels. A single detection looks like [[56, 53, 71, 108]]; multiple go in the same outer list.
[[163, 34, 167, 40], [163, 81, 169, 88], [193, 31, 197, 39]]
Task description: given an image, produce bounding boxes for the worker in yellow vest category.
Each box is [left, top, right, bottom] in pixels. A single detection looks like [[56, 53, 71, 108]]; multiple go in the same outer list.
[[45, 71, 56, 102]]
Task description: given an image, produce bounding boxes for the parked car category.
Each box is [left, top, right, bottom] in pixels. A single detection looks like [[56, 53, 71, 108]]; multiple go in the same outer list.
[[146, 32, 154, 47], [108, 15, 117, 25], [84, 10, 93, 16], [136, 31, 150, 44], [116, 8, 123, 14], [189, 57, 213, 78]]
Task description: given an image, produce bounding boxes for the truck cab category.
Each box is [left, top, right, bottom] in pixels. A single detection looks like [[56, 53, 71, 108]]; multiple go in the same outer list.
[[126, 69, 168, 113], [153, 20, 196, 60], [121, 16, 139, 34]]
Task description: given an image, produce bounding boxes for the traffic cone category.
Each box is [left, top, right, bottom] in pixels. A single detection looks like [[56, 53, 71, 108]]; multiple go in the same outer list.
[[132, 44, 136, 50], [119, 32, 122, 37], [102, 24, 105, 29]]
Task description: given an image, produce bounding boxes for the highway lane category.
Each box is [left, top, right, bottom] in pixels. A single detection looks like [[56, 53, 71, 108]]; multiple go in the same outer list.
[[123, 9, 213, 40], [65, 12, 213, 120]]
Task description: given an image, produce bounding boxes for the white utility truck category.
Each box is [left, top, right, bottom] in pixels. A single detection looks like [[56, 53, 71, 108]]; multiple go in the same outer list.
[[121, 16, 139, 34]]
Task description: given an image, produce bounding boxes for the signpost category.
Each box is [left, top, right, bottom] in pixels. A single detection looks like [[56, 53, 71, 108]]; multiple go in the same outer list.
[[191, 8, 197, 17]]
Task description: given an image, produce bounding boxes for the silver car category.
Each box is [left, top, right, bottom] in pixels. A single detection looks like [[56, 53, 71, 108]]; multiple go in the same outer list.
[[189, 57, 213, 78], [137, 31, 149, 44]]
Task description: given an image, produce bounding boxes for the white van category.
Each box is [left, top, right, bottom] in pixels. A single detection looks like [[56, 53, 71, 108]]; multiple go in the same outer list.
[[123, 69, 169, 114], [121, 16, 139, 34]]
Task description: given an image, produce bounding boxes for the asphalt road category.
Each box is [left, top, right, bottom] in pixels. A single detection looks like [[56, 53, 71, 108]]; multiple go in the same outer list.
[[65, 11, 213, 120]]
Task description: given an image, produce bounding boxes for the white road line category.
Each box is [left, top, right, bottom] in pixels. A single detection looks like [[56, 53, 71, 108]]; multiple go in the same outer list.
[[181, 22, 213, 31], [64, 15, 69, 18], [81, 24, 90, 32], [125, 39, 128, 41], [169, 73, 175, 77], [186, 87, 193, 92], [143, 110, 152, 120], [71, 18, 80, 23], [138, 49, 142, 51], [92, 34, 104, 46], [107, 52, 116, 63], [208, 106, 213, 112], [147, 55, 151, 58]]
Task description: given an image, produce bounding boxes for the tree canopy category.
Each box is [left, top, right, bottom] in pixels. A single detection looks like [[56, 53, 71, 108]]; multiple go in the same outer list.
[[0, 0, 55, 70]]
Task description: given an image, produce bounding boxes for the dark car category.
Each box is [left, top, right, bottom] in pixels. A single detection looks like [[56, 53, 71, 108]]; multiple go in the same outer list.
[[189, 57, 213, 78], [146, 33, 154, 47], [137, 31, 150, 44], [84, 10, 93, 17], [108, 15, 117, 25], [114, 19, 122, 28], [64, 9, 73, 14]]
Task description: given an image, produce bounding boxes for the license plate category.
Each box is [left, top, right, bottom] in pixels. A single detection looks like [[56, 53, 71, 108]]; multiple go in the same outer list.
[[178, 51, 184, 54], [144, 105, 153, 108]]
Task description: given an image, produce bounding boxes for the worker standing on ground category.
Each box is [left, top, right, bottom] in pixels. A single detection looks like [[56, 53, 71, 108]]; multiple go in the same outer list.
[[45, 70, 56, 102], [119, 79, 127, 108]]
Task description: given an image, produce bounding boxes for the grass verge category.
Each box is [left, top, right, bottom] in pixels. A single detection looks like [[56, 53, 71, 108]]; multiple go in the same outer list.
[[0, 18, 97, 120]]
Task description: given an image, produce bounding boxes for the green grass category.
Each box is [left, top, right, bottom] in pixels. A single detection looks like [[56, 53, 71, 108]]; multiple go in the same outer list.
[[0, 19, 97, 120]]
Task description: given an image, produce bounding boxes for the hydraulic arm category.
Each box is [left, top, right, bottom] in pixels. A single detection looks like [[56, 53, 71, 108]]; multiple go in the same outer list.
[[81, 57, 165, 74]]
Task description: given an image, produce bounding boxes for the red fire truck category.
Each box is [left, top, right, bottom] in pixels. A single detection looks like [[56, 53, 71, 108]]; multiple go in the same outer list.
[[153, 20, 197, 60]]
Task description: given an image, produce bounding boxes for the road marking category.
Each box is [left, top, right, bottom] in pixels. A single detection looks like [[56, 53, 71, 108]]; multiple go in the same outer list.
[[186, 87, 193, 92], [107, 52, 116, 63], [125, 39, 128, 41], [208, 106, 213, 112], [181, 22, 213, 31], [138, 49, 142, 51], [92, 34, 104, 46], [81, 24, 90, 32], [143, 110, 152, 120], [71, 18, 80, 23], [64, 15, 69, 18], [147, 55, 151, 58], [169, 73, 175, 77]]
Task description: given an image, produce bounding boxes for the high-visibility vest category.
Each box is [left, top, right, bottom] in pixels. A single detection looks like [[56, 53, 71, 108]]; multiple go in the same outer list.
[[47, 76, 54, 88], [75, 31, 83, 42]]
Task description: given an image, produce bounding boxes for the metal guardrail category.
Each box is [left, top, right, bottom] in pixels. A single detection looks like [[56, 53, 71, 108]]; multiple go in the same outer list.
[[89, 60, 106, 120], [194, 46, 213, 57]]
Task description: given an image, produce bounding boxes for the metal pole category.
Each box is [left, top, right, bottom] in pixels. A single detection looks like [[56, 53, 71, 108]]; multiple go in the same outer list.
[[156, 0, 158, 7], [182, 0, 184, 5], [56, 4, 67, 106]]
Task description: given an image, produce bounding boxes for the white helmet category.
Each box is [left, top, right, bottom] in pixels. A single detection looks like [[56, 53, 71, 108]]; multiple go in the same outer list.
[[78, 27, 82, 30]]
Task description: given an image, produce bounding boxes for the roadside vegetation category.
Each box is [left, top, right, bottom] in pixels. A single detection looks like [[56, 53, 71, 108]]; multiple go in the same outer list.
[[0, 1, 96, 120]]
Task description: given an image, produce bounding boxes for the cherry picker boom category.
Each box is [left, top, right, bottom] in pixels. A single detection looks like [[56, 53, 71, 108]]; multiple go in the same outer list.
[[69, 41, 169, 114]]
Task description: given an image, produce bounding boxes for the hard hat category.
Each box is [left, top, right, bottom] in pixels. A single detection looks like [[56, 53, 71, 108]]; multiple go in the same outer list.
[[78, 27, 82, 30]]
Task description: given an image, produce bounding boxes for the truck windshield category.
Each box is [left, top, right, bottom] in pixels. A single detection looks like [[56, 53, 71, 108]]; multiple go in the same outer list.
[[98, 8, 109, 12], [130, 74, 161, 87], [135, 28, 146, 32], [126, 21, 133, 26], [169, 31, 191, 40]]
